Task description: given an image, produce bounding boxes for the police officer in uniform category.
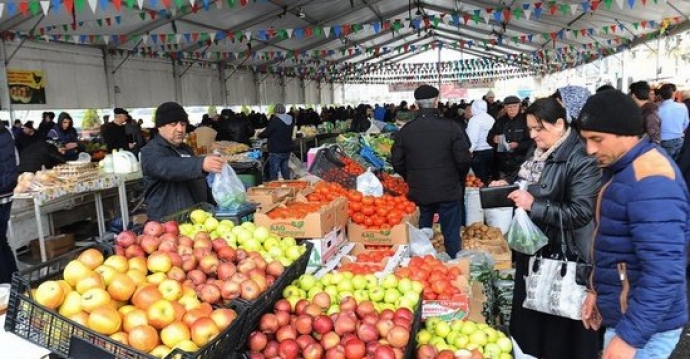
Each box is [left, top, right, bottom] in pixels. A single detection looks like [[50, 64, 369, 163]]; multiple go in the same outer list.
[[391, 85, 472, 258], [487, 95, 531, 180]]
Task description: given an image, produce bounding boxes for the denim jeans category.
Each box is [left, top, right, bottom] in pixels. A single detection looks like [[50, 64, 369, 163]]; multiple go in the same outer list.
[[604, 327, 683, 359], [418, 200, 462, 258], [661, 138, 683, 160], [268, 152, 291, 181]]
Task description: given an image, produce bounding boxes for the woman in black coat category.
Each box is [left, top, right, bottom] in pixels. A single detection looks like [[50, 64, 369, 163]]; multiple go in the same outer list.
[[349, 104, 372, 133], [493, 98, 602, 359]]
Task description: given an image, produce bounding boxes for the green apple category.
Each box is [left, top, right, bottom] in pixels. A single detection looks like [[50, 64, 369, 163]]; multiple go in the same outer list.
[[281, 237, 297, 247], [380, 274, 399, 289], [286, 246, 302, 261], [477, 323, 489, 330], [324, 285, 338, 299], [446, 331, 458, 346], [278, 256, 291, 267], [369, 287, 384, 302], [243, 238, 262, 252], [210, 230, 219, 239], [460, 321, 477, 335], [204, 217, 219, 232], [484, 343, 502, 358], [425, 317, 440, 332], [179, 223, 194, 236], [469, 330, 488, 347], [499, 353, 513, 359], [193, 224, 205, 234], [286, 295, 300, 310], [453, 334, 470, 349], [298, 274, 318, 291], [307, 286, 323, 300], [397, 277, 413, 293], [434, 321, 451, 338], [327, 305, 340, 316], [436, 343, 452, 352], [336, 279, 354, 292], [219, 219, 235, 228], [351, 275, 367, 290], [331, 272, 345, 284], [353, 290, 369, 302], [380, 303, 396, 312], [465, 343, 479, 351], [403, 291, 420, 308], [397, 297, 416, 310], [364, 274, 378, 289], [338, 291, 354, 301], [189, 209, 209, 225], [252, 226, 271, 242], [429, 337, 447, 348], [341, 271, 354, 279], [282, 285, 301, 298], [263, 237, 280, 250], [320, 273, 334, 286], [416, 329, 432, 345], [298, 289, 307, 298], [241, 221, 256, 230], [222, 233, 237, 245], [235, 229, 252, 245], [496, 337, 513, 353], [451, 320, 464, 333], [267, 246, 283, 259], [484, 328, 499, 343], [383, 288, 400, 304]]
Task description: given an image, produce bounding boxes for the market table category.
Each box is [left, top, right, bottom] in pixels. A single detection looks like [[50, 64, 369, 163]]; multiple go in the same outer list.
[[0, 314, 50, 359]]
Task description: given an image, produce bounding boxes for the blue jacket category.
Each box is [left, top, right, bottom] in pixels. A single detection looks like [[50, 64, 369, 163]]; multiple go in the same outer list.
[[592, 137, 689, 348]]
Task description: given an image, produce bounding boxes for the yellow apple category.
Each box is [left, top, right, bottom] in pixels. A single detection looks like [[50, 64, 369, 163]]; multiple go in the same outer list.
[[149, 344, 172, 359], [123, 308, 149, 332], [75, 272, 105, 294], [160, 320, 191, 348], [58, 291, 83, 317], [182, 286, 197, 298], [147, 252, 173, 273], [173, 339, 199, 353], [80, 288, 111, 313], [128, 257, 148, 275], [118, 305, 136, 316], [128, 324, 160, 353], [87, 307, 122, 335], [158, 279, 183, 302], [68, 311, 89, 327], [147, 272, 168, 285], [178, 295, 201, 311], [63, 260, 94, 287], [94, 265, 118, 286], [103, 255, 129, 273], [78, 248, 105, 270], [35, 280, 65, 309], [56, 280, 72, 295], [109, 331, 129, 345], [147, 299, 176, 330], [107, 273, 136, 302], [190, 317, 220, 347], [126, 270, 147, 286]]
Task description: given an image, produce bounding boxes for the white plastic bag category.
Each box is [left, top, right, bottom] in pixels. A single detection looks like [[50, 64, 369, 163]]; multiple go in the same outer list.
[[356, 168, 383, 196], [212, 163, 247, 211], [484, 207, 514, 234], [408, 223, 436, 256]]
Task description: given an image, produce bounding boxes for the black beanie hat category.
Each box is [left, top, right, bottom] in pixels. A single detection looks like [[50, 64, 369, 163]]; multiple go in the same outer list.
[[578, 90, 644, 136], [155, 102, 188, 128]]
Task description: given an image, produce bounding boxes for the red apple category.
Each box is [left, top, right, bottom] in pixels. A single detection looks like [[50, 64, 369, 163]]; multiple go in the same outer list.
[[116, 230, 137, 247], [163, 221, 179, 235], [178, 245, 193, 257], [295, 299, 310, 315], [376, 319, 394, 338], [326, 345, 346, 359], [313, 315, 333, 335], [237, 259, 257, 274], [393, 317, 411, 330], [379, 309, 394, 321], [167, 266, 186, 282], [199, 255, 219, 275], [303, 304, 322, 318], [216, 262, 236, 281], [303, 342, 324, 359], [339, 296, 357, 312], [181, 255, 197, 272], [374, 345, 396, 359], [320, 331, 340, 350], [197, 284, 221, 304], [294, 314, 313, 335], [193, 248, 211, 262], [276, 325, 297, 342], [275, 310, 291, 327], [144, 221, 164, 237], [259, 313, 279, 333], [263, 341, 279, 358], [416, 344, 437, 359], [437, 350, 456, 359], [178, 235, 193, 248], [193, 234, 212, 249], [187, 270, 207, 286], [235, 249, 248, 261], [211, 238, 228, 252], [249, 331, 268, 352], [274, 299, 291, 312], [125, 244, 145, 258], [334, 314, 357, 336], [355, 301, 376, 319], [344, 338, 366, 359], [220, 280, 241, 300], [296, 334, 316, 350], [158, 237, 178, 253], [168, 252, 182, 267], [278, 339, 299, 359], [393, 308, 413, 323], [240, 280, 261, 301], [140, 235, 161, 254], [361, 313, 378, 326], [217, 246, 237, 262], [266, 261, 284, 277], [313, 292, 331, 310], [385, 325, 409, 349], [356, 322, 379, 343]]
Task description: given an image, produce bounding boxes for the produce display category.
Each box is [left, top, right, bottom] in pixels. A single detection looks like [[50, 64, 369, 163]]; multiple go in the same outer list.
[[210, 141, 251, 155], [461, 223, 506, 254], [266, 202, 328, 220], [348, 193, 416, 230], [395, 256, 466, 301], [416, 318, 513, 359], [465, 174, 484, 188], [378, 172, 409, 196]]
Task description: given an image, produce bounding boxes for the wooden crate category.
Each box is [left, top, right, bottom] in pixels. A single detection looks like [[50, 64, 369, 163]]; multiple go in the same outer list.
[[30, 233, 75, 260]]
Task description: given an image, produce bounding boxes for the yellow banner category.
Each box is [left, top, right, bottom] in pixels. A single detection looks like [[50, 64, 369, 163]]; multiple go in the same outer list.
[[7, 69, 46, 104]]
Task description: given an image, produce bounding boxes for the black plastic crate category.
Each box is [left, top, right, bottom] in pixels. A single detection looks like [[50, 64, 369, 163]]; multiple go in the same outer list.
[[231, 241, 314, 350], [161, 202, 216, 224], [4, 244, 247, 359], [307, 146, 357, 188], [161, 202, 256, 226]]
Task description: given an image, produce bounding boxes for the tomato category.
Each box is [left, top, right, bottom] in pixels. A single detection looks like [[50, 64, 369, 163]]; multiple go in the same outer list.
[[372, 216, 386, 227], [352, 213, 366, 224], [363, 217, 374, 228], [361, 205, 376, 216], [405, 204, 416, 214], [375, 207, 388, 217], [362, 196, 375, 206], [348, 191, 363, 202], [387, 213, 403, 226], [431, 280, 451, 295]]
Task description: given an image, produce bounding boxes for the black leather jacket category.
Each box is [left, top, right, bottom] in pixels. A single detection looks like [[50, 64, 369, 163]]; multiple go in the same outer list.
[[510, 131, 601, 257]]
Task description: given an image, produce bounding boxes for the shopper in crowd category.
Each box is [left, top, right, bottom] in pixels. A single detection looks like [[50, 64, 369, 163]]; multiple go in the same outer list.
[[392, 85, 471, 259], [14, 121, 36, 152], [349, 104, 372, 133], [579, 90, 689, 359], [596, 84, 616, 93], [125, 115, 146, 157], [141, 102, 225, 221], [259, 104, 295, 181], [47, 112, 79, 161], [487, 95, 531, 180], [17, 137, 65, 173], [466, 99, 495, 185], [102, 108, 134, 153], [36, 111, 55, 139], [629, 81, 661, 144], [12, 120, 22, 138], [0, 124, 19, 283], [224, 110, 254, 146], [373, 103, 386, 122], [491, 97, 601, 359], [384, 103, 397, 122], [485, 90, 502, 119], [657, 83, 689, 159]]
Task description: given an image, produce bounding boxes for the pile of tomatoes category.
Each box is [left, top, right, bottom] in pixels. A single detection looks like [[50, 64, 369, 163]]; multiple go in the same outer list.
[[349, 193, 416, 230], [342, 157, 366, 175], [265, 180, 310, 189], [355, 248, 395, 262], [394, 255, 465, 301], [378, 172, 409, 196], [306, 182, 349, 202], [339, 262, 384, 274], [266, 202, 326, 219]]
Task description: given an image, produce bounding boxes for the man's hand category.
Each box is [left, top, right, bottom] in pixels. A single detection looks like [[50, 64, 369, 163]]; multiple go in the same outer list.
[[202, 155, 225, 173], [581, 292, 601, 330], [507, 189, 534, 211], [602, 336, 636, 359]]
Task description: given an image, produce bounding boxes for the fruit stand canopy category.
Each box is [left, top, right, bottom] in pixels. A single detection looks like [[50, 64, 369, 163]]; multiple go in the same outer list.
[[1, 0, 690, 83]]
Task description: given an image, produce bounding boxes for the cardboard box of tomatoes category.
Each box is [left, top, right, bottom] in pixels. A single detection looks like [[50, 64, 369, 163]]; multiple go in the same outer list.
[[338, 244, 409, 275], [254, 196, 346, 238], [347, 208, 419, 245], [263, 179, 314, 198]]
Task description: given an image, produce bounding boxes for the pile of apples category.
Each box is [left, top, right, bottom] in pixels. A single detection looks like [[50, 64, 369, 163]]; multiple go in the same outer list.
[[283, 273, 422, 313], [394, 256, 465, 301], [32, 248, 239, 358], [416, 318, 513, 359], [114, 219, 307, 306], [247, 296, 416, 359], [465, 174, 484, 188]]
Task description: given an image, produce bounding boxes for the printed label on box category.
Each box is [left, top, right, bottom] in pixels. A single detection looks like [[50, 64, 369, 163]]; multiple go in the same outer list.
[[422, 297, 470, 322]]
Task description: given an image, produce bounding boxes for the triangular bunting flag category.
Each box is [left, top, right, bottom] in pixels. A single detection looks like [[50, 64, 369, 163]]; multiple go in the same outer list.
[[244, 31, 251, 41], [571, 4, 579, 15], [524, 9, 532, 20], [137, 0, 144, 9], [142, 35, 148, 44], [175, 34, 182, 43], [40, 1, 50, 15], [323, 26, 330, 38], [286, 28, 293, 38], [103, 35, 110, 45], [64, 0, 74, 12]]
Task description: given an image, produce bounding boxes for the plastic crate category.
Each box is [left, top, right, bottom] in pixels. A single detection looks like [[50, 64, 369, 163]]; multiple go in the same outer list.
[[307, 146, 357, 188], [4, 244, 247, 359], [162, 202, 216, 224], [231, 241, 313, 350], [215, 202, 257, 226]]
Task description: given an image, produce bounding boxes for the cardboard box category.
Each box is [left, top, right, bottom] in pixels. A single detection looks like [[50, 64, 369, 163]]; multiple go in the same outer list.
[[302, 226, 346, 267], [468, 282, 487, 324], [419, 258, 473, 321], [264, 180, 313, 197], [247, 187, 293, 211], [347, 209, 419, 246], [339, 244, 409, 275], [30, 233, 75, 260], [254, 197, 345, 238]]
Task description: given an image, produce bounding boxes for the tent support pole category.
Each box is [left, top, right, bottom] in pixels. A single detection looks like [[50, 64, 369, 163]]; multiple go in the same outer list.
[[111, 39, 142, 75], [5, 15, 44, 65], [280, 75, 287, 104], [0, 38, 13, 120], [102, 47, 117, 108], [218, 63, 228, 107]]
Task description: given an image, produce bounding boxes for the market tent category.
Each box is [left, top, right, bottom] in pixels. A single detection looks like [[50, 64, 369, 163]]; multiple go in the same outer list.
[[0, 0, 688, 109]]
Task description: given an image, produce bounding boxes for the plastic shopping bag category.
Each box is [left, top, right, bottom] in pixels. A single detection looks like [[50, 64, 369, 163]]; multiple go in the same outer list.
[[356, 168, 383, 196], [408, 223, 436, 256], [212, 163, 248, 211], [506, 208, 549, 255]]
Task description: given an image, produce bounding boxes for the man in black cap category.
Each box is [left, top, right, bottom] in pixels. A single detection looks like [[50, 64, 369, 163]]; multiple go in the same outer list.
[[579, 90, 689, 359], [487, 95, 531, 180], [140, 102, 225, 221], [101, 108, 134, 153], [391, 85, 472, 258]]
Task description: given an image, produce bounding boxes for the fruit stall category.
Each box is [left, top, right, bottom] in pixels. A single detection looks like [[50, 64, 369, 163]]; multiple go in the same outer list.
[[3, 149, 516, 359]]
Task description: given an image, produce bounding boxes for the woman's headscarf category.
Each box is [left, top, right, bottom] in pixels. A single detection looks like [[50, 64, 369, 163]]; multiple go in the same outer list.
[[557, 86, 591, 123]]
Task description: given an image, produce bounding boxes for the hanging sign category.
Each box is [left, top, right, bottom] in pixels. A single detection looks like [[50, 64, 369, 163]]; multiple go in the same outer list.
[[7, 69, 47, 104]]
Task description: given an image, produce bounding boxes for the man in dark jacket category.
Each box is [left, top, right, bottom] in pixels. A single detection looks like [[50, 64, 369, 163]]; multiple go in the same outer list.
[[391, 85, 472, 258], [259, 104, 294, 181], [17, 138, 65, 173], [629, 81, 661, 144], [36, 111, 55, 139], [102, 108, 133, 153], [223, 113, 254, 146], [487, 95, 531, 180], [579, 90, 689, 358], [0, 125, 19, 283], [140, 102, 225, 221]]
